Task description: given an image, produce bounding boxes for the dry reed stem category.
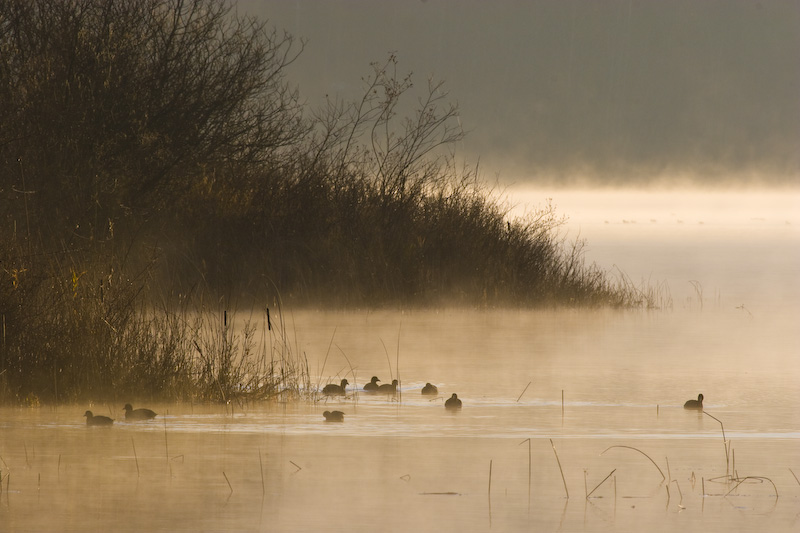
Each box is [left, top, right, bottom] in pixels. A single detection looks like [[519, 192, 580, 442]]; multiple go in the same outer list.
[[600, 445, 666, 482], [724, 476, 779, 498], [131, 438, 140, 477], [519, 439, 531, 506], [488, 459, 493, 495], [334, 344, 358, 400], [488, 459, 493, 528], [259, 449, 265, 497], [672, 479, 683, 505], [516, 382, 531, 402], [316, 327, 338, 394], [379, 338, 393, 380], [223, 471, 233, 495], [396, 323, 402, 405], [583, 469, 588, 498], [586, 469, 616, 499], [703, 411, 730, 475], [163, 417, 169, 464], [549, 439, 569, 499]]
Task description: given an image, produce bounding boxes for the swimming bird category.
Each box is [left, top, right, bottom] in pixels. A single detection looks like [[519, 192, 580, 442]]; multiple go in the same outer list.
[[684, 393, 704, 409], [322, 378, 349, 396], [124, 403, 157, 421], [445, 393, 462, 409], [377, 379, 399, 394], [323, 410, 345, 422], [421, 383, 438, 395], [363, 376, 381, 391], [84, 410, 114, 426]]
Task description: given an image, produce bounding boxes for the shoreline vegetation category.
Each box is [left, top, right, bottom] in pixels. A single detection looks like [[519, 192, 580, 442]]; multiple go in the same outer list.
[[0, 0, 665, 405]]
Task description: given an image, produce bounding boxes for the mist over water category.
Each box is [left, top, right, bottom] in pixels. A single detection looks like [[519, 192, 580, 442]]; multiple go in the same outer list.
[[507, 187, 800, 311], [2, 187, 798, 531]]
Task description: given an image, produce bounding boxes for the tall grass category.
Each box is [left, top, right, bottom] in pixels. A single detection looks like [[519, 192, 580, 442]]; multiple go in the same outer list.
[[0, 234, 310, 404]]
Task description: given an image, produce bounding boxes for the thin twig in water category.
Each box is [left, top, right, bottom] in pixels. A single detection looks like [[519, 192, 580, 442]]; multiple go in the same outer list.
[[790, 468, 800, 486], [550, 439, 569, 499], [672, 479, 683, 505], [488, 459, 493, 528], [703, 410, 726, 441], [488, 459, 493, 496], [703, 411, 730, 475], [379, 338, 393, 380], [335, 344, 357, 398], [259, 449, 265, 497], [223, 471, 233, 495], [724, 476, 779, 498], [516, 381, 531, 402], [163, 417, 169, 461], [587, 469, 616, 499], [316, 327, 338, 393], [131, 438, 140, 477], [583, 469, 588, 499], [396, 323, 402, 405], [601, 445, 666, 482], [519, 439, 531, 508]]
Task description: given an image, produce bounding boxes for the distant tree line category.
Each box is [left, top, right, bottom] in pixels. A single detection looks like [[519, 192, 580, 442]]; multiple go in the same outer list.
[[0, 0, 652, 404]]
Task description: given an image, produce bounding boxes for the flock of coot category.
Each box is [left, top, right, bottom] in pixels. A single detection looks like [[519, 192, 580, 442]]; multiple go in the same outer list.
[[83, 403, 157, 426], [321, 378, 704, 422], [82, 388, 704, 426], [320, 375, 468, 422]]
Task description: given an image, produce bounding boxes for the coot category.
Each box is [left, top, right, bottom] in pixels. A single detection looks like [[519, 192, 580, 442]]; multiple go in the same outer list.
[[445, 393, 462, 409], [683, 393, 704, 409], [421, 383, 438, 395], [377, 379, 399, 394], [363, 376, 381, 391], [322, 379, 349, 395], [84, 410, 114, 426], [123, 403, 157, 420]]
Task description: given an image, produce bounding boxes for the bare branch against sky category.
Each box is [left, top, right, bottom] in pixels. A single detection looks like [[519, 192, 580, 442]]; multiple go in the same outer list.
[[236, 0, 799, 186]]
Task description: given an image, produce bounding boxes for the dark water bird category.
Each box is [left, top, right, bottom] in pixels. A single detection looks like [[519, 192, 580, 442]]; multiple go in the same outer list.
[[421, 383, 438, 395], [323, 410, 345, 422], [377, 379, 399, 394], [124, 403, 157, 420], [684, 393, 704, 409], [445, 393, 462, 409], [84, 410, 114, 426], [363, 376, 381, 391], [322, 378, 349, 395]]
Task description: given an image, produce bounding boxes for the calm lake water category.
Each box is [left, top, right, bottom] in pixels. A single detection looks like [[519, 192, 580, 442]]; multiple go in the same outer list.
[[1, 189, 798, 532]]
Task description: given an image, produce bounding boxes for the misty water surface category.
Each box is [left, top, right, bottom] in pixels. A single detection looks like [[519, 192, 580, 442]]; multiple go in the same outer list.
[[1, 190, 798, 532]]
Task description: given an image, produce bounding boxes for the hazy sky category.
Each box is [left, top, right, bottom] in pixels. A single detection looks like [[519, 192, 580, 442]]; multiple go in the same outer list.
[[237, 0, 799, 187]]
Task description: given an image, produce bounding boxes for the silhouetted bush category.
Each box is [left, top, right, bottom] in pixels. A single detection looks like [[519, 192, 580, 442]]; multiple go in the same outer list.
[[0, 1, 656, 404]]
